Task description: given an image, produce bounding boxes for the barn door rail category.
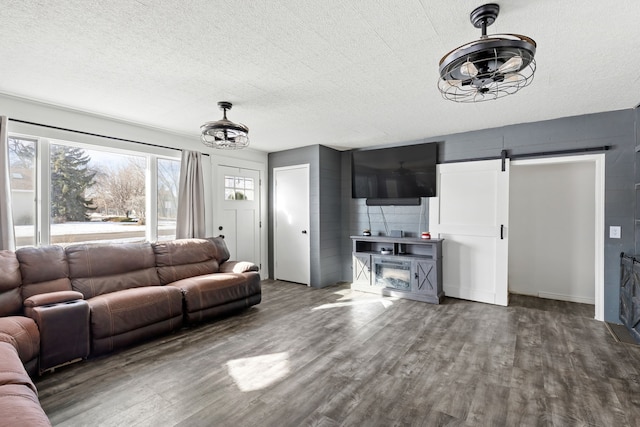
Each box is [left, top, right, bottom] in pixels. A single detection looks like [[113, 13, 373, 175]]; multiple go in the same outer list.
[[440, 145, 611, 165]]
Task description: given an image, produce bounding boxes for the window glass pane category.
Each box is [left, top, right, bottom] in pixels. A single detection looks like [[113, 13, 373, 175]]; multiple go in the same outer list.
[[8, 137, 36, 248], [224, 175, 254, 202], [157, 158, 180, 241], [50, 144, 146, 245]]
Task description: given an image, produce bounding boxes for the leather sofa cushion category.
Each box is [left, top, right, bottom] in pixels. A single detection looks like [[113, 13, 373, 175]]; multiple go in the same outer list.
[[0, 251, 22, 317], [168, 272, 261, 313], [153, 239, 219, 285], [67, 242, 161, 298], [88, 286, 183, 339], [0, 383, 51, 427], [0, 343, 50, 427], [16, 246, 72, 300], [207, 236, 230, 264], [0, 342, 36, 392], [0, 317, 39, 364], [219, 260, 259, 274]]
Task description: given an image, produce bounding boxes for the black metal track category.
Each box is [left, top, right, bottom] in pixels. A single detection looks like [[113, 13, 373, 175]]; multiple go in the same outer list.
[[8, 118, 210, 156], [441, 145, 611, 165]]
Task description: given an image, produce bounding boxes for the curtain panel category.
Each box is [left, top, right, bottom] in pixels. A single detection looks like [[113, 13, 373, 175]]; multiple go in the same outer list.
[[176, 150, 205, 239], [0, 116, 16, 250]]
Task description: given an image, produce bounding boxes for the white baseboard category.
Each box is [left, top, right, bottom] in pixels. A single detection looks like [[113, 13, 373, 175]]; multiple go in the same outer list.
[[537, 291, 595, 305]]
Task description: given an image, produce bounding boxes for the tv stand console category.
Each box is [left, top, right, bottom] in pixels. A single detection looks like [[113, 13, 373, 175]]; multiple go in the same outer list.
[[351, 236, 444, 304]]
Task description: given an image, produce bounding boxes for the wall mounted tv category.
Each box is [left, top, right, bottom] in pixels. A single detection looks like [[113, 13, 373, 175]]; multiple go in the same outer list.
[[351, 142, 438, 200]]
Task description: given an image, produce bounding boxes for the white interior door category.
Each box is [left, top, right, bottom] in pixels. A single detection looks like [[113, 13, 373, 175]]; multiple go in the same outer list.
[[429, 159, 509, 306], [274, 165, 310, 285], [216, 166, 260, 266]]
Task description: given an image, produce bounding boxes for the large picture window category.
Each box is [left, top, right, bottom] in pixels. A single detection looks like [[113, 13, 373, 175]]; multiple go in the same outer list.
[[7, 135, 181, 247]]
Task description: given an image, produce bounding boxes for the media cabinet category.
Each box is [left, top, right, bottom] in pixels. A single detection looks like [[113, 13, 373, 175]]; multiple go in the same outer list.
[[351, 236, 444, 304]]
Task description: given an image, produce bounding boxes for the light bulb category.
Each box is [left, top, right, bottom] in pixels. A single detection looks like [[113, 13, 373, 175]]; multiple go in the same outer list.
[[460, 60, 478, 77], [498, 56, 523, 74]]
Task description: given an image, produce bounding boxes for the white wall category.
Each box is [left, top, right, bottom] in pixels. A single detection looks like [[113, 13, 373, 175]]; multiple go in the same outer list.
[[508, 161, 595, 304]]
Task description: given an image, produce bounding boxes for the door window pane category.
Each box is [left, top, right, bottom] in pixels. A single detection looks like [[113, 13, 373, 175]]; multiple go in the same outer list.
[[224, 175, 254, 201], [157, 158, 180, 241], [8, 137, 36, 248]]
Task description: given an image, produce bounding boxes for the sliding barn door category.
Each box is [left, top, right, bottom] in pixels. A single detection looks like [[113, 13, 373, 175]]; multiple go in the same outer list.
[[429, 159, 509, 306]]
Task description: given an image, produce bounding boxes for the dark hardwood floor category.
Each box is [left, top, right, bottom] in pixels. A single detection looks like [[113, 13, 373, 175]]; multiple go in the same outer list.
[[36, 280, 640, 426]]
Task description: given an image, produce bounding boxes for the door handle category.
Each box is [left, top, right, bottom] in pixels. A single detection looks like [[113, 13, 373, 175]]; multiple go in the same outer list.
[[500, 224, 504, 240], [302, 230, 307, 234]]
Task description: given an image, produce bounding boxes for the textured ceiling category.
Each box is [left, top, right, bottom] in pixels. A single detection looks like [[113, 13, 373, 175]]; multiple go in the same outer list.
[[1, 1, 639, 153]]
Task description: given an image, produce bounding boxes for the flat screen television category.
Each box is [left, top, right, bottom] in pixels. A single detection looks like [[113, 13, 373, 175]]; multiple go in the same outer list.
[[351, 143, 437, 199]]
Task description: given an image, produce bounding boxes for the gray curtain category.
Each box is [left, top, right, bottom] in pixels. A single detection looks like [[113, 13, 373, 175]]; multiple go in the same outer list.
[[176, 150, 205, 239], [0, 116, 16, 250]]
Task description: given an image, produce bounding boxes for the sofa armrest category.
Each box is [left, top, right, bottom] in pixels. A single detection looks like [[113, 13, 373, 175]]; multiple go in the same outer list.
[[219, 261, 259, 274], [23, 291, 84, 308], [23, 293, 90, 373]]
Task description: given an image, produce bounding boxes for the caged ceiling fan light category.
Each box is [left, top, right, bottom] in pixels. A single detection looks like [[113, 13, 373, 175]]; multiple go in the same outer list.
[[200, 101, 250, 149], [437, 3, 537, 103]]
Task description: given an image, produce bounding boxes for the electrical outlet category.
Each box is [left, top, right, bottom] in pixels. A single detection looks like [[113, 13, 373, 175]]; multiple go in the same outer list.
[[610, 226, 621, 239]]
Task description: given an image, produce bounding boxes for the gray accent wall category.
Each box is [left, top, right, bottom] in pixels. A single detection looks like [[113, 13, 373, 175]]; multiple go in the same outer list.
[[341, 109, 636, 323], [268, 145, 342, 288], [272, 109, 636, 322]]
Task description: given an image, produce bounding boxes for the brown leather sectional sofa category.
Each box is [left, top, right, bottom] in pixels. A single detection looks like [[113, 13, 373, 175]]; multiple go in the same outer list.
[[0, 237, 261, 427]]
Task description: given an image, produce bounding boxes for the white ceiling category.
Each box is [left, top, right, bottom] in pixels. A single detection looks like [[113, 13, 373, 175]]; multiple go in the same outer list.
[[1, 0, 639, 153]]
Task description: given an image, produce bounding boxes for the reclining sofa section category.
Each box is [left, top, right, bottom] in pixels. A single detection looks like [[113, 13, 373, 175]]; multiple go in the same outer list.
[[154, 238, 261, 324], [66, 242, 184, 356], [0, 237, 260, 426]]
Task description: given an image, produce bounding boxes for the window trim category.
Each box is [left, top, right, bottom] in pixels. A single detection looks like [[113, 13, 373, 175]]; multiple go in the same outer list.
[[8, 132, 181, 247]]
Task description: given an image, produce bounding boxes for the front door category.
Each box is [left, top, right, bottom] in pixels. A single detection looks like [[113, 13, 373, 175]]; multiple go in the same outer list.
[[216, 166, 261, 266], [274, 164, 310, 285], [429, 159, 510, 306]]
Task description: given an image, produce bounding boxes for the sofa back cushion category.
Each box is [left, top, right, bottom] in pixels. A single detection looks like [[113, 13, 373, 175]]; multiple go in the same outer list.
[[66, 242, 161, 299], [0, 251, 22, 317], [207, 236, 230, 264], [16, 245, 72, 300], [152, 239, 219, 285]]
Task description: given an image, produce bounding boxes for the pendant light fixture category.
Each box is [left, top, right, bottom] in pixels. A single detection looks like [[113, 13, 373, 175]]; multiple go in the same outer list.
[[438, 3, 536, 103], [200, 101, 250, 149]]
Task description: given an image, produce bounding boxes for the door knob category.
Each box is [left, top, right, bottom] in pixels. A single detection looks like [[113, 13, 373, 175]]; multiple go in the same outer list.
[[218, 226, 223, 230], [302, 230, 307, 234]]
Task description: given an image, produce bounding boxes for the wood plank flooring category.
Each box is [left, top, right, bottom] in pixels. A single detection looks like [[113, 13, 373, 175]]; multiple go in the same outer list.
[[35, 280, 640, 426]]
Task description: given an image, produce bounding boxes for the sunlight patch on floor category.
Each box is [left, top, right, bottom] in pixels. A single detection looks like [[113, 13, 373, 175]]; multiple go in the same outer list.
[[226, 352, 290, 392], [312, 298, 395, 311]]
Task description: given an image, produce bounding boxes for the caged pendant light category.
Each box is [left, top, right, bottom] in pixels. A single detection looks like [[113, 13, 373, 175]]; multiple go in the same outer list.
[[200, 101, 250, 149], [437, 3, 537, 103]]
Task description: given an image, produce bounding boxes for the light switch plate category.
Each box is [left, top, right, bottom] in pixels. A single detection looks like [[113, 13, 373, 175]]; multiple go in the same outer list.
[[610, 226, 621, 239]]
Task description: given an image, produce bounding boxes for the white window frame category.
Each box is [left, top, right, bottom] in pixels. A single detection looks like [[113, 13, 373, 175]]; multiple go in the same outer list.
[[8, 132, 181, 246]]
